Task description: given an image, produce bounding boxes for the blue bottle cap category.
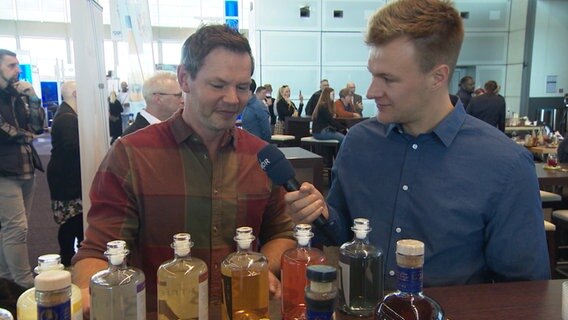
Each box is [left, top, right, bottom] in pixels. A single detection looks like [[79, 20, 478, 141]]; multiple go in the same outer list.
[[306, 265, 337, 282]]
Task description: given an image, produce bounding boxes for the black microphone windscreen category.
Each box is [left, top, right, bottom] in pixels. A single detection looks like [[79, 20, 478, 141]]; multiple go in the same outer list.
[[257, 144, 296, 185]]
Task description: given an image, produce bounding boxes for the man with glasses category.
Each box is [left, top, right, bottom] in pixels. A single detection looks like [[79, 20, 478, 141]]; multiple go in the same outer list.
[[122, 71, 184, 136]]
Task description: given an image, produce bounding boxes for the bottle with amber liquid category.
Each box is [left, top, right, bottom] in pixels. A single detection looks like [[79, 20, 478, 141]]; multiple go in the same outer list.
[[157, 233, 208, 319], [281, 224, 327, 319], [338, 218, 383, 317], [375, 239, 444, 320], [221, 227, 269, 319]]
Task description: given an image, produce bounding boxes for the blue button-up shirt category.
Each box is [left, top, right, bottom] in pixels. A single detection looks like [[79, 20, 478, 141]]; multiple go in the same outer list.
[[241, 95, 271, 143], [324, 103, 550, 290]]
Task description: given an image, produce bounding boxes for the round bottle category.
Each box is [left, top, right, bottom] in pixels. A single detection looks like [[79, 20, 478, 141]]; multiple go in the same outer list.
[[35, 270, 72, 320], [17, 254, 82, 320]]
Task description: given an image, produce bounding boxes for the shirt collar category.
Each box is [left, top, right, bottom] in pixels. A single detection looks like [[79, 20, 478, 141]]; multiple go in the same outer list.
[[140, 108, 161, 125], [169, 109, 236, 148], [385, 100, 466, 147]]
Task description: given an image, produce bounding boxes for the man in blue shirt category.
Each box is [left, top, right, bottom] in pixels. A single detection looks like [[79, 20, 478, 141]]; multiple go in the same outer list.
[[284, 0, 550, 290], [241, 79, 271, 143]]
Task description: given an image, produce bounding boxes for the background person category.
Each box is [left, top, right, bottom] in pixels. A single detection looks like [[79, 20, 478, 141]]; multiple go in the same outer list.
[[108, 90, 123, 144], [285, 0, 549, 292], [346, 81, 364, 116], [334, 87, 362, 118], [274, 84, 303, 134], [305, 79, 329, 116], [456, 75, 475, 107], [241, 79, 271, 143], [71, 25, 295, 317], [122, 71, 183, 136], [0, 49, 45, 289], [312, 87, 346, 144], [46, 80, 83, 267], [466, 80, 506, 132]]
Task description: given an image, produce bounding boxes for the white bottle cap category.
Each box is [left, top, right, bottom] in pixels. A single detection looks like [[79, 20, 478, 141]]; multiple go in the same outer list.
[[35, 254, 64, 274], [295, 224, 313, 246], [105, 240, 129, 265], [234, 226, 255, 249], [172, 233, 192, 256], [396, 239, 424, 256], [351, 218, 371, 239], [34, 270, 71, 291]]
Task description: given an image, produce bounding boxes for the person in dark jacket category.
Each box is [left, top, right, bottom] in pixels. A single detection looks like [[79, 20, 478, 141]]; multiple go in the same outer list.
[[47, 80, 83, 267], [108, 90, 123, 144], [305, 79, 329, 116], [312, 87, 346, 144], [0, 49, 45, 288], [466, 80, 506, 132], [456, 75, 475, 108]]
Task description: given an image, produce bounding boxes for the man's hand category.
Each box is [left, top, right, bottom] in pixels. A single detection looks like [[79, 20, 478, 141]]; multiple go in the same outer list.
[[268, 271, 282, 300], [284, 182, 328, 224], [14, 81, 37, 97]]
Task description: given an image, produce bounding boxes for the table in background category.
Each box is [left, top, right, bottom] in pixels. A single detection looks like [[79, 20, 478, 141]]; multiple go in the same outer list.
[[528, 145, 559, 158], [280, 147, 323, 192], [536, 162, 568, 188]]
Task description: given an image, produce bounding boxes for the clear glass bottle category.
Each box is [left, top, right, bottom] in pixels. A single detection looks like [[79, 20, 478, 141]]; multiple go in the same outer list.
[[375, 239, 445, 320], [17, 254, 83, 320], [0, 308, 13, 320], [35, 270, 72, 320], [305, 265, 337, 320], [157, 233, 208, 319], [221, 226, 269, 320], [338, 218, 384, 317], [90, 240, 146, 320], [281, 224, 327, 320]]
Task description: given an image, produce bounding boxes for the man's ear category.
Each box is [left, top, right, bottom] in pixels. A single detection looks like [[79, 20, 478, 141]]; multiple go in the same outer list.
[[429, 64, 450, 90], [177, 65, 190, 93]]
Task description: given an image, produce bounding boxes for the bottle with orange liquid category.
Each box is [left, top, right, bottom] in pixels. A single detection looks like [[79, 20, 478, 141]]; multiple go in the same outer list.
[[221, 226, 269, 319], [281, 224, 327, 319]]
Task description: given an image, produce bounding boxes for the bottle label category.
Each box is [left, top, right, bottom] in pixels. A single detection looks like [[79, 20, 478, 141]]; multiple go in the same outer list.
[[306, 309, 333, 320], [397, 266, 422, 294], [38, 300, 71, 320], [338, 259, 351, 306]]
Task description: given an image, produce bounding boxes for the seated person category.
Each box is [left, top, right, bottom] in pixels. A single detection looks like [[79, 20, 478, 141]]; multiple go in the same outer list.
[[274, 85, 303, 134], [312, 87, 346, 144], [335, 87, 362, 118]]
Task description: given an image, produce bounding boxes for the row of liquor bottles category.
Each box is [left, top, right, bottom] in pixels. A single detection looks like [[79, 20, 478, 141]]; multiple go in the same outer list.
[[15, 218, 444, 320]]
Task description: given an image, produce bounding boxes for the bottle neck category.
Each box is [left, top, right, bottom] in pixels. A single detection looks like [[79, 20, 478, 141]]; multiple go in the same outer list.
[[396, 264, 423, 294], [107, 255, 128, 270]]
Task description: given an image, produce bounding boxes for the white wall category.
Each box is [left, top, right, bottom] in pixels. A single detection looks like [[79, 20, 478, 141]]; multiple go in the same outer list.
[[530, 0, 568, 97]]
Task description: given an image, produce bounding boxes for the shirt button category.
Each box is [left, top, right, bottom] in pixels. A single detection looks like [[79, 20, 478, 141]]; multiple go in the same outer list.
[[389, 270, 395, 276], [412, 144, 418, 150], [214, 263, 219, 270], [213, 226, 218, 233], [395, 227, 402, 233], [402, 185, 409, 191], [214, 189, 219, 195]]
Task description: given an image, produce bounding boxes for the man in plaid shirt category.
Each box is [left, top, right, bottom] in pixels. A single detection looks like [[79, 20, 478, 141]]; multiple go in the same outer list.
[[0, 49, 45, 289]]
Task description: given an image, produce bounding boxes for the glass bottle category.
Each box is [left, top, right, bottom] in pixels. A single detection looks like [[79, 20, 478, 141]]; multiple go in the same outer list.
[[157, 233, 208, 319], [35, 270, 72, 320], [221, 226, 269, 320], [338, 218, 384, 317], [375, 239, 445, 320], [90, 240, 146, 320], [17, 254, 83, 320], [281, 224, 327, 319], [305, 265, 337, 320]]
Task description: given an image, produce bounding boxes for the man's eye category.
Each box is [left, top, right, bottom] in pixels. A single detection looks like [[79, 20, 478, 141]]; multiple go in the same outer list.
[[211, 84, 224, 89]]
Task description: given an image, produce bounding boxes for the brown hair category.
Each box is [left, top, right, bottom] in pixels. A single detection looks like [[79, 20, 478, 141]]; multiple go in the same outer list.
[[366, 0, 464, 75], [312, 87, 335, 121], [180, 24, 254, 79]]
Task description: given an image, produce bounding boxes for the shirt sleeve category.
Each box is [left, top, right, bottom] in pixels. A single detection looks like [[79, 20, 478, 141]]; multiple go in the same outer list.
[[72, 140, 140, 263], [484, 149, 551, 281]]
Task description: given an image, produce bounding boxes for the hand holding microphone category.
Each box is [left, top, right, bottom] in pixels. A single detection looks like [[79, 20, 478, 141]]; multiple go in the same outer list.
[[257, 144, 337, 245]]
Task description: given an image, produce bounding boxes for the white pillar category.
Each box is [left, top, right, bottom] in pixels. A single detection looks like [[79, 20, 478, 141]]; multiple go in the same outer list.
[[70, 0, 110, 223]]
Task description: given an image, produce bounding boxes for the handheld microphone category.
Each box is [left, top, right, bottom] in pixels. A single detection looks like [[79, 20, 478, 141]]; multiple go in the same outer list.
[[257, 144, 337, 245]]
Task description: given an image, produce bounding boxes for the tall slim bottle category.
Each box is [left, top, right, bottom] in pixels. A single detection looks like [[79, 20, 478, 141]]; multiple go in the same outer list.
[[375, 239, 444, 320], [221, 226, 269, 320], [157, 233, 208, 319], [281, 224, 326, 319], [338, 218, 384, 317], [90, 240, 146, 320], [17, 254, 83, 320]]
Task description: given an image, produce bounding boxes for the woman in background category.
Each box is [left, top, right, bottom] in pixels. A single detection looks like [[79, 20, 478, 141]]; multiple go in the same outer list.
[[108, 90, 123, 144], [264, 83, 277, 132], [311, 87, 346, 144], [274, 85, 304, 134]]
